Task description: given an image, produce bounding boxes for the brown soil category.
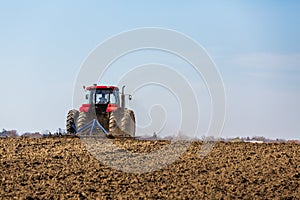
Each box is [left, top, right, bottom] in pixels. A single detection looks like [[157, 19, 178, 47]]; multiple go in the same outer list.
[[0, 137, 300, 199]]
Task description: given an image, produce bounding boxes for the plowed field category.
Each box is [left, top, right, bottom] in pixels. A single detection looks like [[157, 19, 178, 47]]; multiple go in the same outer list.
[[1, 137, 300, 199]]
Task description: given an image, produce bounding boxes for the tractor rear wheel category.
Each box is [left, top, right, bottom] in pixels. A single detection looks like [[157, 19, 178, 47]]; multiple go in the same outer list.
[[109, 112, 118, 135], [108, 112, 117, 133], [66, 109, 79, 134], [109, 111, 124, 136], [76, 112, 88, 131], [121, 109, 136, 137]]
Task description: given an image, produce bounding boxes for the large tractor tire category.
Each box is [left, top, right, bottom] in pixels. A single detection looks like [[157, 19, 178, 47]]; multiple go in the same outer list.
[[66, 109, 79, 134], [76, 112, 88, 131], [121, 109, 136, 137], [109, 112, 118, 135], [109, 110, 124, 136], [108, 112, 116, 132]]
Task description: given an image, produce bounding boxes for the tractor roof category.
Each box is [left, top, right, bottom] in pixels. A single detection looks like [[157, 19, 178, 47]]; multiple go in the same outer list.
[[86, 85, 119, 90]]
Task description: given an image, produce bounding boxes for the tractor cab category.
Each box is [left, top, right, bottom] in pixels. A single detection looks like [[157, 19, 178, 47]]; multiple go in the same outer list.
[[80, 85, 120, 113]]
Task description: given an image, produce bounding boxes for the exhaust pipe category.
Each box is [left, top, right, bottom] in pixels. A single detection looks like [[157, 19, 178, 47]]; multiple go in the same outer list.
[[121, 85, 125, 109]]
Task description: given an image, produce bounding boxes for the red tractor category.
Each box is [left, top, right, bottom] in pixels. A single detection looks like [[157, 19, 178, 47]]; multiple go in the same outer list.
[[66, 84, 135, 137]]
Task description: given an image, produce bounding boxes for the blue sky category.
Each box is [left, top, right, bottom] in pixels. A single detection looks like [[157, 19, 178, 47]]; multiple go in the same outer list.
[[0, 1, 299, 139]]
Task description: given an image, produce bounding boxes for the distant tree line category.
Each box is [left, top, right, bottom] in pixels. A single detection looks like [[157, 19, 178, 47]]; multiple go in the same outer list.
[[0, 129, 18, 137], [0, 128, 67, 138]]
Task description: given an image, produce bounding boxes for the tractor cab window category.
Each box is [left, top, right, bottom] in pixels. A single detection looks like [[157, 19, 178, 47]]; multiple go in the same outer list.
[[94, 89, 118, 104], [109, 92, 117, 104], [96, 90, 108, 104]]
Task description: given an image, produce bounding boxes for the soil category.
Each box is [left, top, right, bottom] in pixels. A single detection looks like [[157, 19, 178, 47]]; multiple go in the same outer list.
[[0, 137, 300, 199]]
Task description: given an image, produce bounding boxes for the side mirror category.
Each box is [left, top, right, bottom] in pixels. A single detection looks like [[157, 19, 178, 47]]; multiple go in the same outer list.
[[129, 95, 132, 100], [85, 94, 89, 100]]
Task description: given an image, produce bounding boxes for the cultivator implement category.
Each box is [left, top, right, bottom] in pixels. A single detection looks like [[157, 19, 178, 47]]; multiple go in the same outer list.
[[76, 119, 108, 135], [75, 118, 114, 138]]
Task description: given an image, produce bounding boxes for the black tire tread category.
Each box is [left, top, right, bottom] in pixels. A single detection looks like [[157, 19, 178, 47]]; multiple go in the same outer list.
[[121, 109, 136, 137], [66, 109, 79, 134], [76, 112, 88, 131]]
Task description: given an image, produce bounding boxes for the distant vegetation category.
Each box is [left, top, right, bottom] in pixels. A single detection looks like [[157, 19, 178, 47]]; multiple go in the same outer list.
[[0, 129, 18, 137], [0, 128, 299, 144], [0, 128, 66, 138]]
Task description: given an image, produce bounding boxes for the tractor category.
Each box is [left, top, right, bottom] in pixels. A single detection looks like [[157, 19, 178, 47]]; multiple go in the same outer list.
[[66, 84, 135, 137]]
